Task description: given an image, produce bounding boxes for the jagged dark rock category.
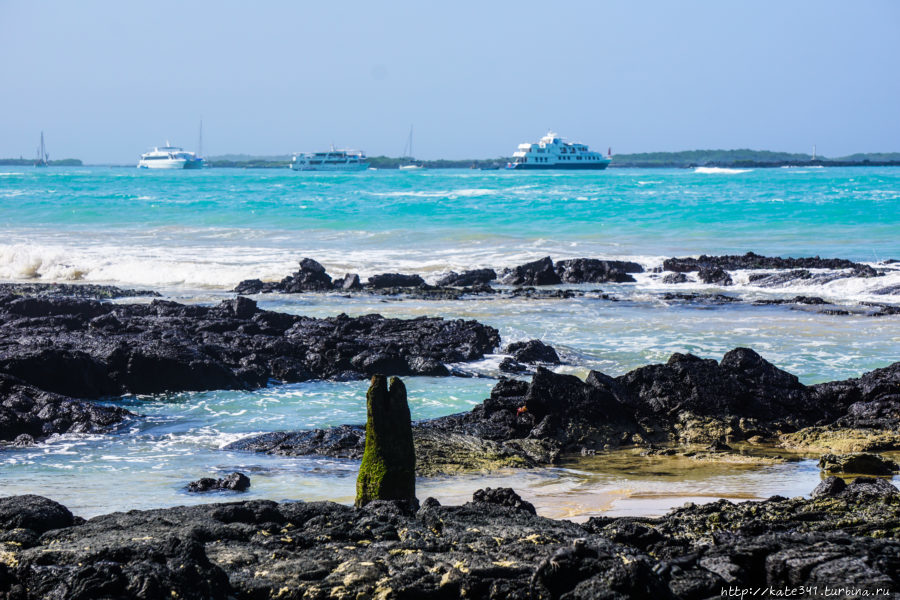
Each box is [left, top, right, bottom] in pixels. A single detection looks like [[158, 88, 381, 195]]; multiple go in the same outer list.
[[0, 296, 500, 398], [555, 258, 642, 283], [504, 339, 560, 364], [0, 373, 131, 443], [663, 251, 871, 272], [233, 258, 334, 294], [0, 283, 159, 299], [187, 472, 251, 493], [436, 268, 497, 287], [355, 375, 416, 507], [338, 273, 361, 290], [499, 357, 528, 373], [818, 453, 899, 476], [231, 349, 900, 473], [697, 266, 733, 286], [1, 485, 898, 599], [471, 487, 536, 515], [662, 272, 691, 284], [366, 273, 426, 288], [500, 256, 562, 286]]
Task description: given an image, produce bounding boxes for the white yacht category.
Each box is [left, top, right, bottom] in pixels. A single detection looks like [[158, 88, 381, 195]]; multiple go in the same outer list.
[[137, 143, 203, 169], [507, 131, 611, 170], [290, 148, 369, 171]]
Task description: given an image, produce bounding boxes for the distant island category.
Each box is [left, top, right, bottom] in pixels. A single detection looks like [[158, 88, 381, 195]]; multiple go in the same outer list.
[[203, 150, 900, 169], [3, 151, 899, 169], [0, 158, 82, 166]]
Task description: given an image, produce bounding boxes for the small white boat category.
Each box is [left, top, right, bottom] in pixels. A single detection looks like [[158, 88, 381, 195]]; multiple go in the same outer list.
[[290, 148, 369, 171], [138, 143, 203, 169], [398, 125, 424, 170]]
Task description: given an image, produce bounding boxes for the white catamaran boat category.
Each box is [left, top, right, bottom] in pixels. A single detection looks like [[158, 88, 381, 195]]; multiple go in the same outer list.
[[138, 142, 204, 169], [290, 147, 369, 171], [507, 131, 611, 170]]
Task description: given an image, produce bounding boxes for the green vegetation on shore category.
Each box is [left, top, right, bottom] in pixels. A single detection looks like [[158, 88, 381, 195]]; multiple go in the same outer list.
[[3, 151, 899, 170], [202, 150, 900, 169], [0, 158, 82, 166]]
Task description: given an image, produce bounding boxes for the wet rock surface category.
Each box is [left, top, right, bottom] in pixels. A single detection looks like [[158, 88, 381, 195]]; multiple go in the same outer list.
[[232, 348, 900, 472], [663, 251, 872, 273], [187, 472, 251, 493], [555, 258, 642, 283], [0, 485, 897, 600], [500, 256, 562, 286], [0, 295, 500, 399], [0, 283, 160, 299], [0, 373, 131, 443], [504, 339, 560, 364], [435, 268, 497, 287]]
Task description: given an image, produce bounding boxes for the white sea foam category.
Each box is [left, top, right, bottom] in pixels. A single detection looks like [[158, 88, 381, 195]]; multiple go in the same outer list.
[[694, 167, 753, 174]]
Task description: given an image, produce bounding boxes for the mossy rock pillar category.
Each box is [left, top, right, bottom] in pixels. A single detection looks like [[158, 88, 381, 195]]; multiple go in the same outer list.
[[355, 375, 417, 507]]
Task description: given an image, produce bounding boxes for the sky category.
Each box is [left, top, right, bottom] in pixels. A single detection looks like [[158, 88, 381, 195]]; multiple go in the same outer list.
[[2, 1, 899, 163]]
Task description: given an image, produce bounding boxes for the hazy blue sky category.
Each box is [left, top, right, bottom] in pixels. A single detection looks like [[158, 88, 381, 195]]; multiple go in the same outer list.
[[2, 1, 899, 163]]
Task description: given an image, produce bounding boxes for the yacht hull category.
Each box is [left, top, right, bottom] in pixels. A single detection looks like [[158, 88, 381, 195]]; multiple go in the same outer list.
[[290, 164, 369, 172], [507, 162, 611, 170]]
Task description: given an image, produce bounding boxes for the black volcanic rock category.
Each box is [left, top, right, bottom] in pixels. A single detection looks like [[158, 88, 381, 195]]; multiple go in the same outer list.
[[230, 349, 900, 472], [697, 266, 733, 286], [0, 296, 500, 398], [504, 339, 561, 364], [555, 258, 642, 283], [187, 472, 251, 493], [500, 256, 561, 286], [435, 268, 497, 287], [233, 258, 335, 294], [0, 486, 897, 599], [338, 273, 361, 290], [0, 374, 131, 443], [367, 273, 426, 288], [663, 252, 870, 272], [662, 272, 691, 284], [0, 283, 159, 300]]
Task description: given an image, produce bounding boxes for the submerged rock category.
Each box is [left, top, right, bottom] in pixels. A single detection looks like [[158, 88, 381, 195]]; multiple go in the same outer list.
[[187, 472, 251, 493], [0, 296, 500, 398], [356, 375, 416, 507], [662, 272, 691, 284]]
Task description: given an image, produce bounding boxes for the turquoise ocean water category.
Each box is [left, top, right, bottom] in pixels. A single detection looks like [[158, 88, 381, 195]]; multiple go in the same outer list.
[[0, 165, 897, 518]]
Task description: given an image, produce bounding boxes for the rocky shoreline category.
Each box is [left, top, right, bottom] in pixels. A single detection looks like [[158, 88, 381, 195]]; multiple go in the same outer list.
[[233, 253, 899, 300], [228, 348, 900, 475], [0, 477, 897, 599]]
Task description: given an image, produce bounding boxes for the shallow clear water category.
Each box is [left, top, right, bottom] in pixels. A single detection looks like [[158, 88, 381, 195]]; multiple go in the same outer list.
[[0, 166, 898, 518]]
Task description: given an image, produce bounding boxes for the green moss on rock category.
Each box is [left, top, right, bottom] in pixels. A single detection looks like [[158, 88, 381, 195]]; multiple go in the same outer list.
[[355, 375, 416, 507]]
